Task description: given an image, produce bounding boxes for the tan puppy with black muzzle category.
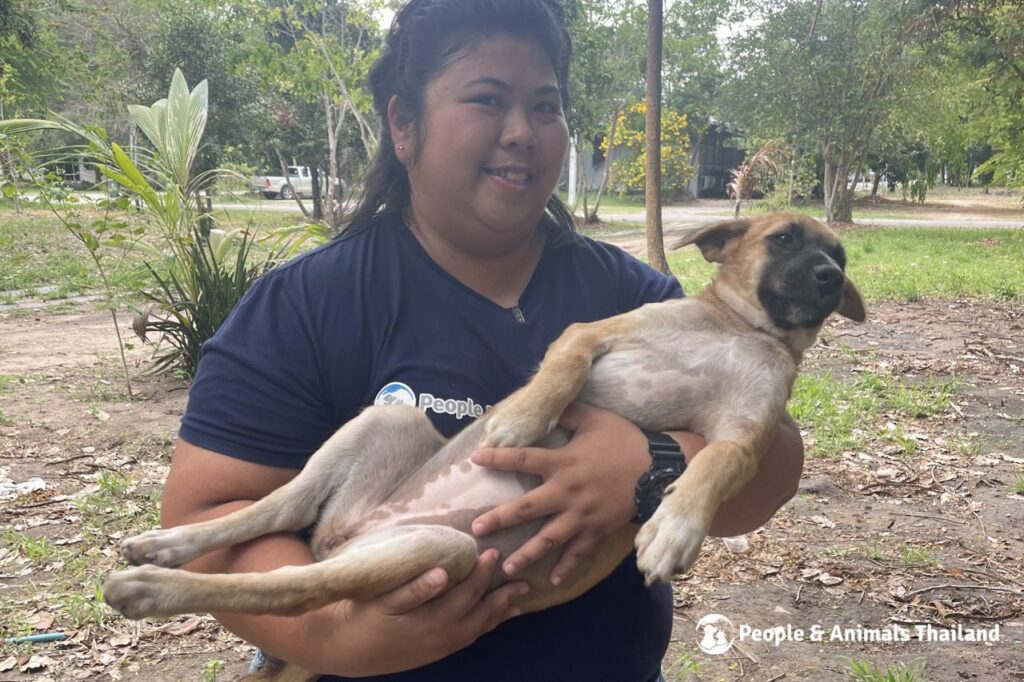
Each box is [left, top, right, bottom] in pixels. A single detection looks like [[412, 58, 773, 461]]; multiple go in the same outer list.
[[103, 212, 864, 682]]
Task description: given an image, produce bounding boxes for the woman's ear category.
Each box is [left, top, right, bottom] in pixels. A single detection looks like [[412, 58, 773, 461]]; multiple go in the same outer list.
[[387, 95, 415, 164]]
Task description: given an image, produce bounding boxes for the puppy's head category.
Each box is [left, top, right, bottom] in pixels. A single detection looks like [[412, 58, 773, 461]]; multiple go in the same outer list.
[[677, 213, 866, 331]]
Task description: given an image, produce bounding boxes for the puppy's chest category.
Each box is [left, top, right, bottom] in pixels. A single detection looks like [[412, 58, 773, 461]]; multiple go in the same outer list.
[[578, 331, 786, 431]]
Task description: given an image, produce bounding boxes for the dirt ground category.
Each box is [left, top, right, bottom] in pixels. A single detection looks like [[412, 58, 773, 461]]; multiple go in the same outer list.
[[1, 281, 1022, 678]]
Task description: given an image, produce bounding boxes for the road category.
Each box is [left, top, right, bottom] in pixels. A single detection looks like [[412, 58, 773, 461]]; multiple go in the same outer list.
[[17, 192, 1023, 228]]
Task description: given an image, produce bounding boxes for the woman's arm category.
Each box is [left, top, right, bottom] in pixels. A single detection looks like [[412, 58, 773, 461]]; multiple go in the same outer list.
[[161, 439, 526, 676], [470, 404, 804, 585]]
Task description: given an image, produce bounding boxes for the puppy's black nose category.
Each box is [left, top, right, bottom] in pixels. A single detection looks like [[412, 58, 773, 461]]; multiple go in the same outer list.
[[812, 264, 843, 295]]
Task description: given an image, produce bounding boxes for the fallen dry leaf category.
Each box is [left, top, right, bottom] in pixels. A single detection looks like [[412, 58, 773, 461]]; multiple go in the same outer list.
[[161, 615, 203, 636], [25, 610, 55, 630], [20, 654, 56, 672], [109, 633, 132, 647], [0, 656, 17, 672]]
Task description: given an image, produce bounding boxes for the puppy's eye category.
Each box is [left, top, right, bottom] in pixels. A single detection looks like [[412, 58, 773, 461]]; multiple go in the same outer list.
[[774, 232, 794, 246]]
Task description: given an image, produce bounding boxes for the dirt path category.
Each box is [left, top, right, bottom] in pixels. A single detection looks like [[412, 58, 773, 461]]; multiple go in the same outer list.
[[1, 299, 1022, 681]]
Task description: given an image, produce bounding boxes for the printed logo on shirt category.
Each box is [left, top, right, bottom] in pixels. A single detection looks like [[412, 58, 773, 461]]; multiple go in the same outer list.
[[373, 382, 417, 407], [417, 393, 491, 420], [372, 382, 492, 420]]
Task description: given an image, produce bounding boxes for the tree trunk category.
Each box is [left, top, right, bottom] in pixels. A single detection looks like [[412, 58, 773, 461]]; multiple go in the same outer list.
[[310, 166, 324, 221], [275, 147, 310, 219], [821, 140, 853, 224], [645, 0, 669, 275], [588, 108, 621, 224], [576, 133, 589, 219], [870, 171, 881, 198]]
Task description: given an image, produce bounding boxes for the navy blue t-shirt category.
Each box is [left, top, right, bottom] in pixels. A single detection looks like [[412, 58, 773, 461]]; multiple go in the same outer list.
[[180, 213, 684, 682]]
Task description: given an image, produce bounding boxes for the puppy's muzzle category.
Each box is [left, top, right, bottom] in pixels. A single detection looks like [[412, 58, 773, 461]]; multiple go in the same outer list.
[[812, 264, 843, 296]]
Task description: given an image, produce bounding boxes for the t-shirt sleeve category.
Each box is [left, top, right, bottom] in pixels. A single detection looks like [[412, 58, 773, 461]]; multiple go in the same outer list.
[[613, 246, 685, 311], [178, 264, 363, 468]]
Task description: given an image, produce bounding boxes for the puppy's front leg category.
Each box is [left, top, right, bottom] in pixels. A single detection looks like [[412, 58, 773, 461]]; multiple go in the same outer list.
[[482, 317, 631, 448], [635, 434, 764, 585]]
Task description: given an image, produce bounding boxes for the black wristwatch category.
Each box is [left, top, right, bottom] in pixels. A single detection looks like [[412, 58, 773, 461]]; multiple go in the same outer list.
[[632, 430, 686, 524]]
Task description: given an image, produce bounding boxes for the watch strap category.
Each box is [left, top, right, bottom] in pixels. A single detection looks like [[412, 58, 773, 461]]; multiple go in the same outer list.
[[632, 431, 686, 524]]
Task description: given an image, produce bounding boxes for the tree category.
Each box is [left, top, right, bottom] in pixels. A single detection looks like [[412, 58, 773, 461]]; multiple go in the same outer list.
[[607, 101, 693, 198], [645, 0, 669, 274], [564, 0, 647, 224], [949, 0, 1024, 193], [719, 0, 948, 223], [239, 0, 381, 229]]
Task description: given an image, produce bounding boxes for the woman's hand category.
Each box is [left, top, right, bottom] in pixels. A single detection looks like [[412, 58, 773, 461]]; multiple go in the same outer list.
[[325, 549, 529, 676], [469, 402, 650, 586]]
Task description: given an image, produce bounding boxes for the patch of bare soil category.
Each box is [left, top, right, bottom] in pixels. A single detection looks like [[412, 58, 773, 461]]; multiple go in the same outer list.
[[0, 309, 251, 680], [857, 192, 1024, 222], [667, 299, 1024, 681], [1, 301, 1022, 681]]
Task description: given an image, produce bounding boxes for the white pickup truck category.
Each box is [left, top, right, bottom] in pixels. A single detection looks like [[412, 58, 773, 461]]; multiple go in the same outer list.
[[251, 166, 318, 200]]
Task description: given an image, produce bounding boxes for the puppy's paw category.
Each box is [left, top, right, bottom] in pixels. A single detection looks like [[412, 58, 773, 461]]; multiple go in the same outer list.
[[103, 565, 190, 620], [481, 404, 557, 449], [121, 527, 196, 567], [635, 508, 709, 586]]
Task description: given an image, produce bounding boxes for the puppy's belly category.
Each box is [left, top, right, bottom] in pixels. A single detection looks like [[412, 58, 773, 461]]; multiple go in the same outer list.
[[579, 350, 716, 432]]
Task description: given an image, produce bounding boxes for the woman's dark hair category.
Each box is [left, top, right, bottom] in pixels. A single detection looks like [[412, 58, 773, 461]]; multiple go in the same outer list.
[[344, 0, 577, 243]]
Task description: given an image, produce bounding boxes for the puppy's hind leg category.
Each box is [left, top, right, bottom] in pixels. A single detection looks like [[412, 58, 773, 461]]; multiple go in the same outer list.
[[105, 524, 477, 620], [120, 405, 444, 568]]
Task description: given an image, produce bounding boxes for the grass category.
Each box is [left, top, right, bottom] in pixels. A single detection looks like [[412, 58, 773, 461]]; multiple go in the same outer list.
[[0, 468, 161, 634], [898, 543, 940, 568], [663, 646, 701, 681], [842, 228, 1024, 301], [202, 658, 228, 682], [1012, 473, 1024, 495], [787, 371, 957, 458], [845, 658, 926, 682], [667, 227, 1024, 302], [0, 205, 311, 305], [2, 528, 60, 566]]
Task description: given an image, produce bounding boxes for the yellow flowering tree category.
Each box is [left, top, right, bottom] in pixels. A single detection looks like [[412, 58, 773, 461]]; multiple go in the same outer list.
[[606, 101, 694, 199]]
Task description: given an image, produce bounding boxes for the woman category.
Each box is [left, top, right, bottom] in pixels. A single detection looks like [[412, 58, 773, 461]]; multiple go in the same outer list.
[[163, 1, 804, 679]]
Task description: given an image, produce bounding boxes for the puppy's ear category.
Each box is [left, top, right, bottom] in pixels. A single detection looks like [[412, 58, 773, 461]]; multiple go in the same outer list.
[[835, 277, 866, 322], [671, 219, 750, 263]]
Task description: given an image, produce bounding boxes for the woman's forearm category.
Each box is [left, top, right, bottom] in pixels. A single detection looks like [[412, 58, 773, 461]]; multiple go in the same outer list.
[[666, 414, 804, 537]]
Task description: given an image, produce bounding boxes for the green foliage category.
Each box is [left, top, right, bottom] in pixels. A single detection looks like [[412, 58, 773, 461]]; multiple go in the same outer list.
[[718, 0, 947, 222], [144, 0, 264, 171], [140, 225, 285, 378], [788, 371, 957, 458], [845, 658, 926, 682], [608, 101, 694, 198], [0, 70, 288, 381], [202, 658, 227, 682]]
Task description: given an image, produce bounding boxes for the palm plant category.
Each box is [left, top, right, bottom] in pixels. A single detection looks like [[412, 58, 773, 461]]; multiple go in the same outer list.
[[726, 140, 791, 217], [0, 69, 282, 381]]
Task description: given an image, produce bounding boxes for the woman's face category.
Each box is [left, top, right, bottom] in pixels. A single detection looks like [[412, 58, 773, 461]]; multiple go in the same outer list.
[[393, 35, 569, 255]]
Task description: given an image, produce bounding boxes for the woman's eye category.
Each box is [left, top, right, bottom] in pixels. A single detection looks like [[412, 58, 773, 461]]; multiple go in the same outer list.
[[536, 101, 562, 115], [473, 94, 501, 107]]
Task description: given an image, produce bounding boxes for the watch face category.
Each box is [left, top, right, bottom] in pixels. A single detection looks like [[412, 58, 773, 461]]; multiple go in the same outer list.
[[652, 468, 682, 489]]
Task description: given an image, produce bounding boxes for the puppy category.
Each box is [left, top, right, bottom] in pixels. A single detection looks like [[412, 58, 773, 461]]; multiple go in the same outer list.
[[103, 212, 864, 681]]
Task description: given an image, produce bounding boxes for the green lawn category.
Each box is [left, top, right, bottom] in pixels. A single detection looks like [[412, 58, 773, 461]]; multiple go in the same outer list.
[[667, 227, 1024, 302], [0, 205, 313, 303]]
